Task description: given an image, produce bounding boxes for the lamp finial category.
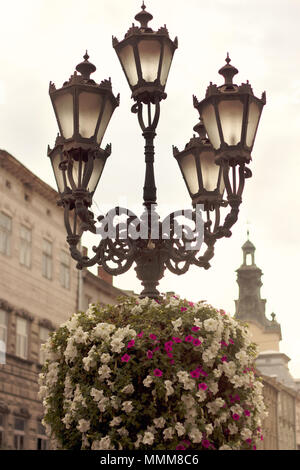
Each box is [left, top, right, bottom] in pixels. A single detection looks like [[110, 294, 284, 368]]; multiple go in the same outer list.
[[218, 53, 238, 85]]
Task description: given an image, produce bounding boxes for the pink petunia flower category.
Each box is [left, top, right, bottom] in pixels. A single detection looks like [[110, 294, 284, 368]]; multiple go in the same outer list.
[[232, 413, 240, 421], [253, 445, 257, 450], [137, 331, 144, 338], [193, 338, 202, 346], [198, 382, 208, 391], [234, 394, 240, 402], [149, 333, 157, 340], [164, 341, 173, 351], [192, 326, 200, 332], [147, 350, 153, 359], [127, 340, 135, 348], [121, 354, 130, 362], [229, 338, 234, 345], [181, 307, 187, 312], [220, 340, 228, 347], [244, 409, 251, 417], [172, 337, 182, 343], [176, 445, 186, 450], [221, 356, 228, 362], [246, 439, 252, 444], [260, 435, 264, 441], [167, 352, 173, 358], [202, 439, 210, 448], [190, 370, 200, 378], [198, 369, 208, 377], [189, 302, 194, 307], [170, 359, 174, 365], [153, 368, 163, 377], [185, 335, 194, 343]]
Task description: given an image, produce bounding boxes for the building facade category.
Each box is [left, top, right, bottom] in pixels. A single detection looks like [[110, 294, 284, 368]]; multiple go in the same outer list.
[[0, 150, 124, 450], [234, 237, 300, 450]]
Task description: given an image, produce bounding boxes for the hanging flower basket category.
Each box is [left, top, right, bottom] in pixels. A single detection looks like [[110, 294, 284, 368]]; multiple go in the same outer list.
[[39, 295, 267, 450]]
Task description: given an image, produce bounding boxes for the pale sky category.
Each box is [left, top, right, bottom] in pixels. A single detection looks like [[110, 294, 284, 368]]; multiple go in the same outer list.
[[0, 0, 299, 377]]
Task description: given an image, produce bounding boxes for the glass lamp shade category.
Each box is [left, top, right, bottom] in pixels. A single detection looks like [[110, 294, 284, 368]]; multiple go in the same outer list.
[[49, 54, 119, 150], [113, 6, 177, 103], [48, 143, 69, 194], [48, 141, 110, 196], [173, 131, 224, 206], [193, 56, 266, 164]]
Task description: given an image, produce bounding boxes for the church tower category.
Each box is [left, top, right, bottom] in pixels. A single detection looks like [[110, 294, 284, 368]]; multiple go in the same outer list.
[[234, 237, 282, 351]]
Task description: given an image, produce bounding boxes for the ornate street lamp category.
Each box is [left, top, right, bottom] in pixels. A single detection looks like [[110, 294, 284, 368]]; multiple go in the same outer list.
[[48, 4, 265, 299]]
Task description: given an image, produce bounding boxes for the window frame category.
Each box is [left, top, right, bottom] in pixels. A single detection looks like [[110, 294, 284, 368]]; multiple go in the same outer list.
[[0, 212, 12, 256], [19, 225, 32, 268], [13, 417, 26, 450], [42, 239, 53, 280], [60, 250, 70, 289], [15, 317, 28, 360]]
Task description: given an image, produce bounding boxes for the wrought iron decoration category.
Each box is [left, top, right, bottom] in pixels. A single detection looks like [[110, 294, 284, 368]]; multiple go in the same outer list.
[[48, 4, 265, 299]]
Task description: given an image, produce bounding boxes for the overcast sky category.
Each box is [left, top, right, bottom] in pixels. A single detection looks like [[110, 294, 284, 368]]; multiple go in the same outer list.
[[0, 0, 299, 378]]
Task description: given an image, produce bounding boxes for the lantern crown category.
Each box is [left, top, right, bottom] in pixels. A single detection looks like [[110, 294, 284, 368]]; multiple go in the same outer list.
[[218, 53, 239, 87], [112, 3, 178, 103], [135, 2, 153, 31]]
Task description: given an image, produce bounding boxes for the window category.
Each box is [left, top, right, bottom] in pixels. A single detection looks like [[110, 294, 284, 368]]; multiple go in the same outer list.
[[0, 212, 12, 256], [0, 414, 4, 449], [42, 239, 52, 280], [0, 310, 7, 346], [14, 417, 25, 450], [39, 327, 50, 365], [16, 317, 28, 360], [60, 251, 70, 289], [37, 421, 48, 450], [20, 226, 32, 268]]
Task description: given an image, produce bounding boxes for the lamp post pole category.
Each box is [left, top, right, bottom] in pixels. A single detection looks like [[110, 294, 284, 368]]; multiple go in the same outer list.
[[48, 4, 265, 299]]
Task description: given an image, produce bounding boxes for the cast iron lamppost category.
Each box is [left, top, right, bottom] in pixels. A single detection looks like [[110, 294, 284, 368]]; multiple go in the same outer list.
[[48, 3, 266, 299]]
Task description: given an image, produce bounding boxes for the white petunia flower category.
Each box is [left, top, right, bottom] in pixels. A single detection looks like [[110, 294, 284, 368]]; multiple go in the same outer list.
[[203, 318, 219, 332], [90, 387, 104, 402], [77, 419, 90, 433], [122, 401, 133, 414], [164, 380, 174, 398], [175, 422, 185, 437], [98, 365, 112, 380], [171, 317, 182, 331], [163, 427, 174, 440], [143, 375, 153, 387], [118, 427, 129, 437], [153, 417, 166, 429], [100, 353, 111, 364], [91, 436, 114, 450], [143, 431, 155, 445], [205, 424, 214, 436], [189, 427, 202, 443], [109, 416, 122, 427], [121, 384, 134, 394], [228, 423, 238, 435], [240, 428, 252, 441]]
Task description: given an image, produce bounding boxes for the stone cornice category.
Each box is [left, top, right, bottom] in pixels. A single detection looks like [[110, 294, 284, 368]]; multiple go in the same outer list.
[[0, 149, 58, 204]]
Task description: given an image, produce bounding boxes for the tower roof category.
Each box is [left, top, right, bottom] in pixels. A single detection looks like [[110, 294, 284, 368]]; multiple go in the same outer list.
[[242, 239, 255, 251]]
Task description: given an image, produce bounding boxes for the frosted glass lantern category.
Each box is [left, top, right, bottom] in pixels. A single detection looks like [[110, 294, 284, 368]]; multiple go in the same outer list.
[[173, 121, 224, 207], [49, 52, 119, 151], [194, 55, 265, 165], [113, 4, 177, 103]]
